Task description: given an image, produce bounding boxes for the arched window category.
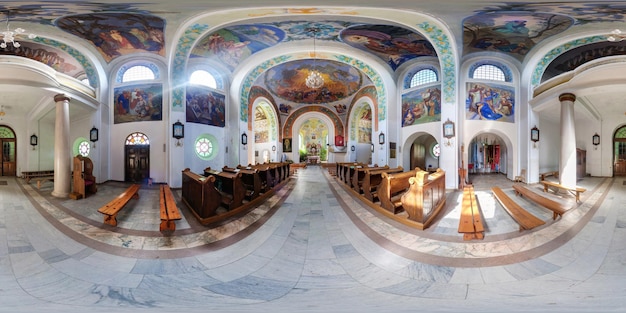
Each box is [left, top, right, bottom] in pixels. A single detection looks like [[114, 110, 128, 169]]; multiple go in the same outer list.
[[410, 69, 438, 88], [471, 64, 508, 82], [122, 65, 156, 82], [190, 70, 217, 89], [125, 132, 150, 145]]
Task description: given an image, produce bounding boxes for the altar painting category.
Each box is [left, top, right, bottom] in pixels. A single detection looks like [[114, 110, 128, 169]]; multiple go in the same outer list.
[[113, 83, 163, 124]]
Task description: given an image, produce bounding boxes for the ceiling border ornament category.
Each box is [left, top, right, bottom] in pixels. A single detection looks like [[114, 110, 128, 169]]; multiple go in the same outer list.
[[172, 23, 210, 111], [417, 21, 455, 104], [531, 35, 607, 86]]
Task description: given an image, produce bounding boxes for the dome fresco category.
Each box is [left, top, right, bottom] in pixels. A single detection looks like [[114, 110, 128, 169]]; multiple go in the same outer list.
[[263, 59, 363, 104]]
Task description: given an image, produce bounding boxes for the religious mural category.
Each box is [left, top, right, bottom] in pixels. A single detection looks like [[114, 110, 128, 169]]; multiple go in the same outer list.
[[401, 87, 441, 127], [463, 12, 573, 61], [56, 13, 165, 62], [357, 106, 372, 144], [254, 106, 270, 143], [340, 24, 437, 70], [0, 42, 82, 76], [113, 83, 163, 124], [191, 25, 285, 70], [264, 59, 362, 104], [543, 41, 626, 82], [465, 83, 515, 123], [185, 86, 226, 127]]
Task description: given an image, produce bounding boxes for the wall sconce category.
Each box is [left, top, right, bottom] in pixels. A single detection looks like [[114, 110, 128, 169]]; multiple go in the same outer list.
[[592, 133, 600, 146], [351, 145, 355, 152], [241, 132, 248, 149], [90, 126, 99, 148], [272, 145, 276, 152], [370, 143, 374, 152], [531, 125, 540, 148], [172, 120, 184, 147], [378, 132, 385, 145], [443, 119, 455, 147], [30, 134, 38, 150]]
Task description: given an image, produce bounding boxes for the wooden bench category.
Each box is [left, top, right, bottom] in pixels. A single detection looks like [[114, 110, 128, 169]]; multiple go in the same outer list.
[[97, 184, 140, 226], [458, 185, 485, 239], [539, 171, 558, 181], [182, 168, 222, 218], [540, 180, 586, 203], [22, 170, 54, 183], [159, 184, 181, 231], [492, 186, 545, 231], [401, 168, 447, 229], [352, 165, 389, 194], [378, 169, 418, 214], [205, 168, 246, 210], [362, 166, 404, 202], [513, 184, 568, 220], [34, 176, 54, 189]]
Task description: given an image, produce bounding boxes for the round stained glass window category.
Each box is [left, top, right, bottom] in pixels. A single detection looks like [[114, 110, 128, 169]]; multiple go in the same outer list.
[[194, 134, 218, 160], [432, 143, 440, 158], [78, 141, 90, 157]]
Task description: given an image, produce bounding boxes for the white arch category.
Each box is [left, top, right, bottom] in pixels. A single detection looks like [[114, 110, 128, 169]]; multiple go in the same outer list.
[[290, 112, 337, 164]]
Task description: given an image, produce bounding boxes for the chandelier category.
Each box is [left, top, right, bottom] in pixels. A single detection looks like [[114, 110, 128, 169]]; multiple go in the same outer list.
[[0, 12, 36, 49], [607, 29, 626, 42], [305, 28, 324, 89]]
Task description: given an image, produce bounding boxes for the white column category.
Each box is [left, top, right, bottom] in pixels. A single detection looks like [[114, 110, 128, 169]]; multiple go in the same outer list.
[[51, 94, 71, 198], [558, 93, 577, 188]]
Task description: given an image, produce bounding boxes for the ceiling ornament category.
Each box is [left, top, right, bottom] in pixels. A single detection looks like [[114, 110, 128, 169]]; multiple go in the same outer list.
[[607, 29, 626, 42], [305, 28, 324, 89], [0, 11, 36, 49]]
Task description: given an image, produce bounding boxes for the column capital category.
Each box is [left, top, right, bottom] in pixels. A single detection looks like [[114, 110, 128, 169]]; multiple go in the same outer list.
[[558, 93, 576, 102], [53, 94, 71, 103]]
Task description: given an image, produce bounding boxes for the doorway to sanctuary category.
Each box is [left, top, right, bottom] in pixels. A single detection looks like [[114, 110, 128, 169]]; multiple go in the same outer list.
[[124, 132, 150, 184]]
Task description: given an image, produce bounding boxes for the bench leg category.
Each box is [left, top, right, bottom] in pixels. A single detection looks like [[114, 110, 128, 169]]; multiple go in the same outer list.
[[103, 214, 118, 226], [160, 220, 176, 232]]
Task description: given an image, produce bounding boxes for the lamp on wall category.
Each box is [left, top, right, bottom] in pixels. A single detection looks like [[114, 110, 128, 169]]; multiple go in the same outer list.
[[378, 132, 385, 145], [593, 133, 600, 147], [90, 126, 98, 148], [531, 125, 540, 148], [30, 134, 37, 150], [305, 27, 324, 89], [0, 11, 37, 49], [241, 132, 248, 149], [272, 145, 276, 152], [172, 120, 184, 147]]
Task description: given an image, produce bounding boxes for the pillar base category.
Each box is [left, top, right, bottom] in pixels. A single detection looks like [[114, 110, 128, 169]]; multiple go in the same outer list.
[[51, 191, 69, 198]]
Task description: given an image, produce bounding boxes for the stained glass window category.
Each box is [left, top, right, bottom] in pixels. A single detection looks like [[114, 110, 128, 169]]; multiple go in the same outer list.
[[125, 132, 149, 145], [78, 141, 90, 156], [432, 143, 440, 158], [194, 134, 218, 160]]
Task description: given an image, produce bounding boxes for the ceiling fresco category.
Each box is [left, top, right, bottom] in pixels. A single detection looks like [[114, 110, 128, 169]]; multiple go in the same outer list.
[[463, 12, 574, 61], [191, 21, 434, 72], [0, 41, 83, 76], [56, 13, 165, 62], [263, 59, 363, 105], [542, 40, 626, 82]]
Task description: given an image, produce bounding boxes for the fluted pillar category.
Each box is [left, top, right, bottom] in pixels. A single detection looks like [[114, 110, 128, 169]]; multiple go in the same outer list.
[[51, 94, 71, 198], [558, 93, 577, 188]]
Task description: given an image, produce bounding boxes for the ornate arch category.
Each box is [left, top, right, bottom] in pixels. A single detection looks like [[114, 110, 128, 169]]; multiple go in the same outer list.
[[247, 86, 280, 134], [347, 86, 378, 133], [282, 106, 344, 139]]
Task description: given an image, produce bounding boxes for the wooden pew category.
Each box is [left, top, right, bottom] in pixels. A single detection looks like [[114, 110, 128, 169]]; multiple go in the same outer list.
[[205, 167, 246, 210], [513, 184, 568, 220], [401, 168, 447, 229], [71, 155, 97, 199], [182, 168, 222, 218], [240, 164, 272, 192], [492, 186, 545, 231], [377, 168, 418, 214], [540, 180, 586, 203], [352, 165, 389, 194], [362, 166, 404, 202], [97, 184, 140, 226], [159, 184, 181, 231], [539, 171, 559, 181], [228, 166, 261, 200], [458, 185, 485, 239]]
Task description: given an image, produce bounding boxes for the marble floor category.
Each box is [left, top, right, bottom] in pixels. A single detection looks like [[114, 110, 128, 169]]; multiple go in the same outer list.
[[0, 166, 625, 312]]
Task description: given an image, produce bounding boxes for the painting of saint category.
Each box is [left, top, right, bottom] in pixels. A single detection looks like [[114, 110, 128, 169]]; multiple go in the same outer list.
[[401, 87, 441, 127], [113, 84, 163, 124], [465, 83, 515, 122], [185, 86, 226, 127]]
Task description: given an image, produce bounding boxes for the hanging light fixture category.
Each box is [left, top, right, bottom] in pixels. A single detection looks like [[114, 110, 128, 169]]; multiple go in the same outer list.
[[305, 27, 324, 89], [1, 11, 36, 49]]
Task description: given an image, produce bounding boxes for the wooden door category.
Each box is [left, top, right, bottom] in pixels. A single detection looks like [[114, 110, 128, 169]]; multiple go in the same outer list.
[[1, 139, 16, 176], [615, 140, 626, 176], [410, 143, 426, 170], [125, 145, 150, 183]]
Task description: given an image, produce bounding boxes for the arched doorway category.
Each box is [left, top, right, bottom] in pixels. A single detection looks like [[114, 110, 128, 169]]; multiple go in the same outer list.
[[299, 118, 328, 164], [0, 125, 16, 176], [467, 133, 508, 176], [408, 134, 439, 171], [124, 132, 150, 183], [614, 125, 626, 176]]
